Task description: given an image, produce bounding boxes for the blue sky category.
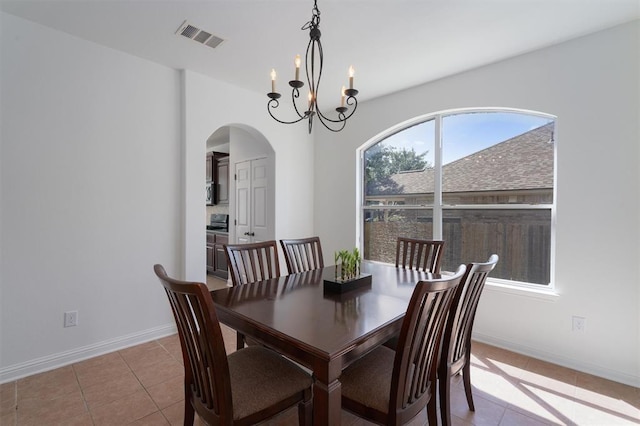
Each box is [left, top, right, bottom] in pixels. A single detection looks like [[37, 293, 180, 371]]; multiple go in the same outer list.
[[379, 112, 553, 165]]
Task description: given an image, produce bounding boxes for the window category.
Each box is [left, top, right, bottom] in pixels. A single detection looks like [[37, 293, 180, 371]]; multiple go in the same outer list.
[[361, 109, 555, 286]]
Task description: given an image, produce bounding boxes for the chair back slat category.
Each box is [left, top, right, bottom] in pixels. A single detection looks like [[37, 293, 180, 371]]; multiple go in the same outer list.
[[225, 241, 281, 286], [280, 237, 324, 274], [395, 237, 445, 273], [154, 264, 233, 423], [445, 254, 499, 368], [390, 264, 466, 419]]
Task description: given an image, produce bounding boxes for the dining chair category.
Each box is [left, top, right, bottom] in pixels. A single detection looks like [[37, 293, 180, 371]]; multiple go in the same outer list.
[[395, 237, 445, 273], [224, 240, 281, 349], [280, 236, 324, 274], [439, 254, 499, 426], [383, 237, 447, 351], [339, 264, 466, 425], [153, 264, 312, 426], [225, 240, 281, 286]]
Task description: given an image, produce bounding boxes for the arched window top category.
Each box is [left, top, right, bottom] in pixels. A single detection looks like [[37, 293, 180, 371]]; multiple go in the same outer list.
[[360, 108, 556, 287]]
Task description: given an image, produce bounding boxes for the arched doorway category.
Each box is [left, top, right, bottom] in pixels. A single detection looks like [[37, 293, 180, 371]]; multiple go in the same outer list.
[[206, 124, 276, 246]]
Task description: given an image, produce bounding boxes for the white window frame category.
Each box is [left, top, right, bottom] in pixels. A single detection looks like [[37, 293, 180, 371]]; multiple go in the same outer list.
[[356, 107, 558, 295]]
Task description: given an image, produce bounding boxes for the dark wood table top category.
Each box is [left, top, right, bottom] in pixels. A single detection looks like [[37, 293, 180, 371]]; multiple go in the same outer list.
[[210, 261, 439, 425], [210, 261, 438, 360]]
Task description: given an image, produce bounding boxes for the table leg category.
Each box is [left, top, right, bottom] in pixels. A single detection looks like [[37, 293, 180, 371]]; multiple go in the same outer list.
[[312, 360, 343, 425], [312, 377, 341, 425]]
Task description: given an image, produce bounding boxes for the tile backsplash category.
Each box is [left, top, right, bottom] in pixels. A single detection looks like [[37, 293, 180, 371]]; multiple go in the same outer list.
[[206, 205, 229, 223]]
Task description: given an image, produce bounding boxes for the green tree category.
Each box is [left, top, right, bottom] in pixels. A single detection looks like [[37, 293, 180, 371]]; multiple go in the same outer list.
[[365, 145, 429, 191]]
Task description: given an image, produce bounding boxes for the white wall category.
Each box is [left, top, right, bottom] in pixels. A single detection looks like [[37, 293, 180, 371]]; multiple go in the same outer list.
[[0, 13, 182, 379], [0, 12, 316, 381], [181, 71, 315, 282], [314, 21, 640, 385]]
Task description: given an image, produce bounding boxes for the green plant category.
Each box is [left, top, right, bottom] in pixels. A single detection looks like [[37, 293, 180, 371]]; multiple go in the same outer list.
[[334, 247, 362, 281]]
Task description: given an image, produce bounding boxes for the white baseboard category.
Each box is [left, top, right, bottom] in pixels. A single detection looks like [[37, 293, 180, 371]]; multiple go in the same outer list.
[[472, 332, 640, 388], [0, 323, 177, 384]]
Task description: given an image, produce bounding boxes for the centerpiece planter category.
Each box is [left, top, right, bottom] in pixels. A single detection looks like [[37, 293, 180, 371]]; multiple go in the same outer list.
[[323, 248, 372, 293]]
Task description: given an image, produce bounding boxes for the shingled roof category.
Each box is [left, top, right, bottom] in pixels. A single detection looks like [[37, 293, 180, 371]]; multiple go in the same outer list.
[[368, 123, 554, 195]]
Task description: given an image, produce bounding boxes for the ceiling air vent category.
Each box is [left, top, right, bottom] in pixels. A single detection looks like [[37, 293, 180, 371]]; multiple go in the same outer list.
[[176, 20, 224, 49]]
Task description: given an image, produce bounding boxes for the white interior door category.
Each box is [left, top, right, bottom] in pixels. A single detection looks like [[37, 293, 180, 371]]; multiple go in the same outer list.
[[234, 157, 269, 244]]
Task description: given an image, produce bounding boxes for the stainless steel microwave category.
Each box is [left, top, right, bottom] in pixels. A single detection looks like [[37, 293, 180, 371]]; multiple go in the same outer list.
[[206, 183, 216, 205]]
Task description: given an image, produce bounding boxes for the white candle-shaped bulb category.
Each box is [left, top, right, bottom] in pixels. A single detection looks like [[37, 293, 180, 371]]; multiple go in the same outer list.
[[294, 55, 301, 81], [308, 91, 313, 110], [349, 66, 355, 89], [270, 69, 277, 93], [341, 86, 346, 107]]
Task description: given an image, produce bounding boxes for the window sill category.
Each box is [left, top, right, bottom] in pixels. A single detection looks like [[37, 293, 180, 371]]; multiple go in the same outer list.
[[484, 280, 559, 302]]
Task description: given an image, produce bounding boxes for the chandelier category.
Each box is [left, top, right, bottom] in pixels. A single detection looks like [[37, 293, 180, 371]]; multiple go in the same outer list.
[[267, 0, 359, 133]]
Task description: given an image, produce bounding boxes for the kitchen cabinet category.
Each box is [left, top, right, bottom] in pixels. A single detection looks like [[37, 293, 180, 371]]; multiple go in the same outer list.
[[214, 234, 228, 278], [206, 231, 228, 279], [216, 157, 229, 205], [206, 152, 214, 182]]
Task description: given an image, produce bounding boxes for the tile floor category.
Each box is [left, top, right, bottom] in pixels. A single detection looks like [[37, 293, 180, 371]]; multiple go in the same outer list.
[[1, 276, 638, 425]]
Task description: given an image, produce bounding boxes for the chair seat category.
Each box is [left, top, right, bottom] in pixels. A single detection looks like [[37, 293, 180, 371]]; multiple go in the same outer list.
[[341, 345, 395, 414], [228, 346, 313, 420]]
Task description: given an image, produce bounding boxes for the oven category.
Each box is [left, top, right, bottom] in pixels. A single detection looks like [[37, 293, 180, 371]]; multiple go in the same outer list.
[[207, 213, 229, 232]]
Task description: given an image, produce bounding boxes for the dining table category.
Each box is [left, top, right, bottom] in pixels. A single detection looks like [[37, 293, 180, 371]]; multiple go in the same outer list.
[[209, 260, 438, 425]]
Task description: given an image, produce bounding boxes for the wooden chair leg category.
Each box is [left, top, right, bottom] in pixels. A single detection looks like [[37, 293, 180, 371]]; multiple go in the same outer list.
[[297, 392, 313, 426], [462, 359, 475, 411], [439, 367, 452, 426], [236, 332, 245, 350], [183, 400, 195, 426], [427, 395, 438, 426]]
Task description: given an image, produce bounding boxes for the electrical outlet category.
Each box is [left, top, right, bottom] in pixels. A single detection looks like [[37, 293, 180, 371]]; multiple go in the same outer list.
[[64, 311, 78, 328], [572, 316, 585, 333]]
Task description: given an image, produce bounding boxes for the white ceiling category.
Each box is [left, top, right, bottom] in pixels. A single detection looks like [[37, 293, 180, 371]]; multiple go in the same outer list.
[[1, 0, 638, 102]]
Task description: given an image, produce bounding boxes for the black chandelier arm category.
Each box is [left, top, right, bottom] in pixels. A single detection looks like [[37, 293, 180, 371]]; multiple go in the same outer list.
[[314, 95, 358, 124], [267, 98, 307, 125], [289, 86, 308, 119], [314, 111, 347, 132]]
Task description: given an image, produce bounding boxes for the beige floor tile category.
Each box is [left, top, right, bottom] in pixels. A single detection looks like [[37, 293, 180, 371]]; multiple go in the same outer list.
[[0, 409, 16, 426], [157, 336, 184, 364], [0, 381, 16, 415], [17, 392, 88, 426], [146, 375, 185, 410], [206, 274, 230, 291], [72, 351, 124, 374], [81, 369, 144, 409], [220, 324, 238, 354], [449, 386, 506, 425], [123, 345, 176, 373], [160, 400, 187, 426], [133, 356, 184, 388], [130, 410, 171, 425], [89, 388, 158, 425], [573, 383, 640, 425], [499, 407, 551, 426], [505, 380, 576, 425], [576, 371, 640, 403], [8, 337, 639, 426], [119, 340, 163, 363], [17, 366, 80, 402], [474, 345, 531, 378], [464, 366, 516, 407], [451, 414, 475, 426], [74, 354, 132, 389], [522, 358, 578, 385]]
